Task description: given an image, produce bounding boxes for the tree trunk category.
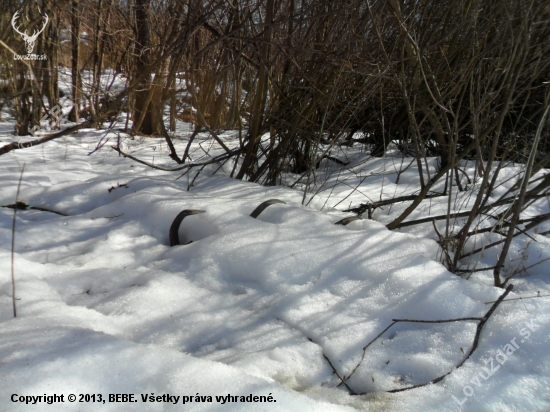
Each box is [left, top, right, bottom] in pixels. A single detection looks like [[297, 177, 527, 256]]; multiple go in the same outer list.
[[132, 0, 165, 135], [69, 0, 80, 122], [236, 0, 274, 179]]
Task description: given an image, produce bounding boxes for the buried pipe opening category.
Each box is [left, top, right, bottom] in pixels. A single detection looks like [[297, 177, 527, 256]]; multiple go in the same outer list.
[[169, 209, 206, 246], [250, 199, 286, 219]]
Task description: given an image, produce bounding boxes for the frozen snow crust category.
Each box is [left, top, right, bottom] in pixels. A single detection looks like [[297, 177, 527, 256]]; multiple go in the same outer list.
[[0, 129, 549, 411]]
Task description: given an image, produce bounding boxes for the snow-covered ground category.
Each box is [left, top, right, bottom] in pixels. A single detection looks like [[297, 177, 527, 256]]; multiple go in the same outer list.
[[1, 117, 549, 411]]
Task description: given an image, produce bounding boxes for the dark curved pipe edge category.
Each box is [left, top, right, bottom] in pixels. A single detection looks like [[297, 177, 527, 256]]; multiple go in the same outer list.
[[169, 209, 206, 246], [250, 199, 286, 219]]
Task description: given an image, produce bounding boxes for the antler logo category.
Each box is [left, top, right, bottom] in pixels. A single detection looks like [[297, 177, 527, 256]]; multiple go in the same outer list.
[[11, 10, 49, 54]]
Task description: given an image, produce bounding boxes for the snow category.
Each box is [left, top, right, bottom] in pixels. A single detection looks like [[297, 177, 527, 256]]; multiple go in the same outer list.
[[0, 121, 549, 411]]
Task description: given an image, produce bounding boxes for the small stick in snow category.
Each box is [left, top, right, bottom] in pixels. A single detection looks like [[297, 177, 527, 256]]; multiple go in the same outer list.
[[169, 209, 206, 246], [315, 155, 350, 168], [335, 216, 361, 226], [342, 192, 446, 215], [2, 201, 68, 216], [250, 199, 286, 219]]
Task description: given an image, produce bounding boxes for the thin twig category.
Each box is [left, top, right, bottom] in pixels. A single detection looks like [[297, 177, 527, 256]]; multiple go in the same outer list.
[[88, 121, 118, 156], [485, 291, 549, 304], [275, 317, 357, 394], [342, 192, 446, 215], [456, 265, 502, 273], [11, 164, 26, 318], [112, 146, 241, 172]]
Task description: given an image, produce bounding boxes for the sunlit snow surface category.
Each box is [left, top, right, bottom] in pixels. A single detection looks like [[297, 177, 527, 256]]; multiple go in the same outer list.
[[0, 121, 549, 411]]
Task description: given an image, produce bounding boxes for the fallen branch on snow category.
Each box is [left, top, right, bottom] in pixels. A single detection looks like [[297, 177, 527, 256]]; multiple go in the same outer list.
[[318, 285, 515, 394], [2, 201, 68, 216]]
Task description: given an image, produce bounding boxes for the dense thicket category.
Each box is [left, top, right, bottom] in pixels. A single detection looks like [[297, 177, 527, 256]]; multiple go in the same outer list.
[[2, 0, 550, 287], [2, 0, 549, 178]]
